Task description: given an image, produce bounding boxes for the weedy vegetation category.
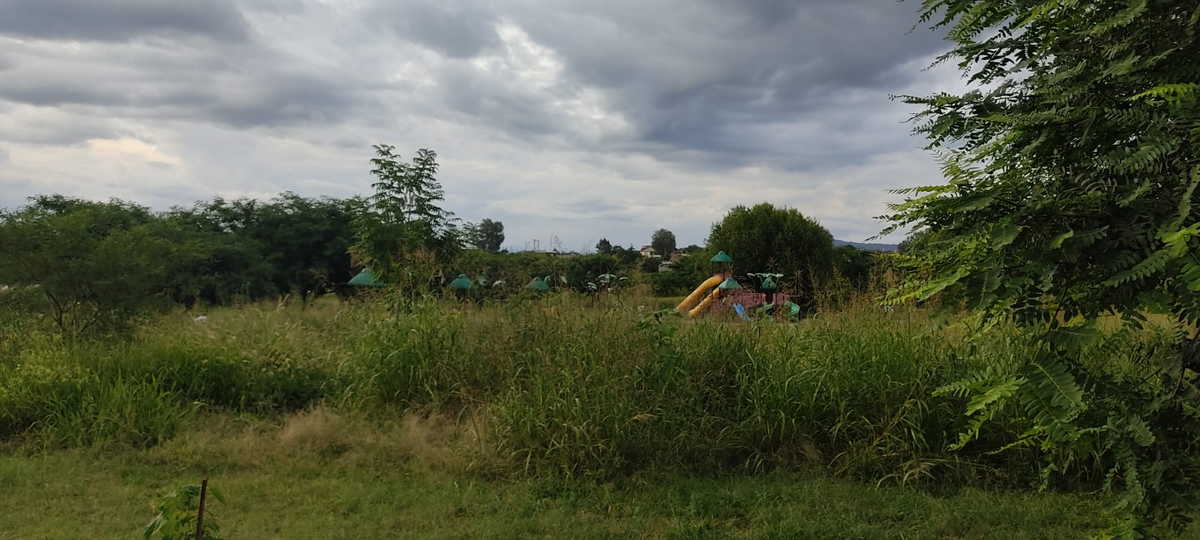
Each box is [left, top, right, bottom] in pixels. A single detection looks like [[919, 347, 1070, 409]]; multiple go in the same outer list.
[[1, 290, 1197, 537]]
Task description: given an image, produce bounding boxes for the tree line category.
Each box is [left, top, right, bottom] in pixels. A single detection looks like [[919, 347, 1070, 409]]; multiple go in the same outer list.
[[1, 144, 890, 337]]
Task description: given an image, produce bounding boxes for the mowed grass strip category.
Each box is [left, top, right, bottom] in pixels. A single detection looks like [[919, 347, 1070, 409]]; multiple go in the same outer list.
[[0, 448, 1135, 540], [3, 410, 1194, 539]]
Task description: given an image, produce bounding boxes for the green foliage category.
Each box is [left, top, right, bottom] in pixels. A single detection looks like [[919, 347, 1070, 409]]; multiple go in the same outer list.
[[832, 245, 877, 290], [651, 228, 677, 258], [610, 244, 642, 267], [897, 229, 934, 256], [707, 203, 835, 306], [889, 0, 1200, 535], [0, 196, 172, 338], [131, 192, 355, 305], [0, 191, 358, 315], [144, 482, 224, 540], [352, 145, 461, 283], [453, 251, 639, 294], [565, 254, 626, 291], [250, 193, 356, 299], [595, 238, 613, 255], [465, 218, 506, 252], [457, 250, 561, 286], [651, 252, 710, 296]]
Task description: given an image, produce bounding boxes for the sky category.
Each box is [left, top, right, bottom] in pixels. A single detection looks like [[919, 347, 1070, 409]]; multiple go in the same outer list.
[[0, 0, 965, 251]]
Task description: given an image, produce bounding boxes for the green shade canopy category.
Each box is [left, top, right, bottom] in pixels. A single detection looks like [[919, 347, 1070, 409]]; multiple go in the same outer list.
[[761, 276, 778, 290], [348, 268, 385, 287], [526, 277, 550, 292], [448, 274, 474, 290], [710, 251, 733, 264], [718, 277, 741, 290]]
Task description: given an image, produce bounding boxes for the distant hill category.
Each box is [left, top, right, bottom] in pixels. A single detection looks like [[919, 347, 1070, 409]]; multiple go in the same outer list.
[[834, 239, 899, 252]]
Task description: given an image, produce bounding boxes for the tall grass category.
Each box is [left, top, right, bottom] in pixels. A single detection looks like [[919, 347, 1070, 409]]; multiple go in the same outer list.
[[0, 292, 1178, 487]]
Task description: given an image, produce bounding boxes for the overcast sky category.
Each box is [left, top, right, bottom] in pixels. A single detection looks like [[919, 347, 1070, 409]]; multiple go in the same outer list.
[[0, 0, 962, 250]]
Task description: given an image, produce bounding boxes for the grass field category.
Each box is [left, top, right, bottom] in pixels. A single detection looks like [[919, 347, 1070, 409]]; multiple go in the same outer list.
[[0, 413, 1162, 540], [1, 293, 1195, 537]]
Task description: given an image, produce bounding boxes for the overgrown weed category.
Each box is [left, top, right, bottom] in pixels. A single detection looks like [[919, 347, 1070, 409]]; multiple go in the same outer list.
[[0, 290, 1178, 488]]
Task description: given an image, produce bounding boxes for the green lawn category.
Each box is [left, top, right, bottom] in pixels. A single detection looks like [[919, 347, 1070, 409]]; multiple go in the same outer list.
[[3, 440, 1188, 540]]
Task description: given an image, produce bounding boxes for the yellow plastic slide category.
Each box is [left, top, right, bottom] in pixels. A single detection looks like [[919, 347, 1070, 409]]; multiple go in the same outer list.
[[675, 274, 724, 317], [687, 288, 721, 318]]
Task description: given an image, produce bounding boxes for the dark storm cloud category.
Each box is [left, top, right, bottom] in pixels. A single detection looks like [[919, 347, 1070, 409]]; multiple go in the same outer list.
[[434, 65, 565, 140], [0, 0, 952, 246], [0, 0, 250, 42], [0, 36, 375, 131], [559, 198, 630, 219], [369, 1, 500, 59], [0, 0, 943, 166], [360, 0, 946, 170], [195, 72, 376, 129], [507, 0, 945, 166]]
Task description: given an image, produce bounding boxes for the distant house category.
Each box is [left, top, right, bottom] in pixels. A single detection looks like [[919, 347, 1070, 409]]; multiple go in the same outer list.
[[640, 245, 659, 258]]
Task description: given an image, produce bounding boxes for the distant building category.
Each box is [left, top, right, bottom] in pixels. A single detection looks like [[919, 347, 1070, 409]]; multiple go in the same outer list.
[[640, 245, 659, 258]]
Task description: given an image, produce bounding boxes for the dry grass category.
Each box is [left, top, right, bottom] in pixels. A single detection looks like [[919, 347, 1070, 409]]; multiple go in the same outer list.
[[140, 406, 500, 480]]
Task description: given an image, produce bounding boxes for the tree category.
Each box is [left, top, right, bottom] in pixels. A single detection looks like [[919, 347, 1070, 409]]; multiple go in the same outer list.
[[566, 254, 622, 292], [352, 145, 460, 282], [470, 218, 505, 252], [887, 0, 1200, 534], [651, 250, 710, 296], [610, 245, 641, 266], [896, 228, 932, 256], [707, 203, 834, 305], [595, 238, 613, 255], [831, 245, 874, 290], [160, 193, 356, 304], [0, 196, 172, 338], [640, 257, 661, 274], [651, 229, 676, 258], [253, 193, 356, 300], [152, 209, 278, 305], [682, 244, 703, 254]]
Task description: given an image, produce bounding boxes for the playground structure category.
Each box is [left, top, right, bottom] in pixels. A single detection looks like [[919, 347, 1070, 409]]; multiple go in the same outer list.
[[674, 252, 799, 320], [348, 252, 797, 320]]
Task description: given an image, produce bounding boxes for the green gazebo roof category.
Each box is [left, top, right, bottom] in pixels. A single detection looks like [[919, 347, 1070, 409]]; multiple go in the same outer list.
[[347, 268, 385, 287], [448, 274, 474, 290], [710, 251, 733, 264], [718, 277, 741, 290], [761, 276, 778, 290], [526, 277, 550, 291]]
